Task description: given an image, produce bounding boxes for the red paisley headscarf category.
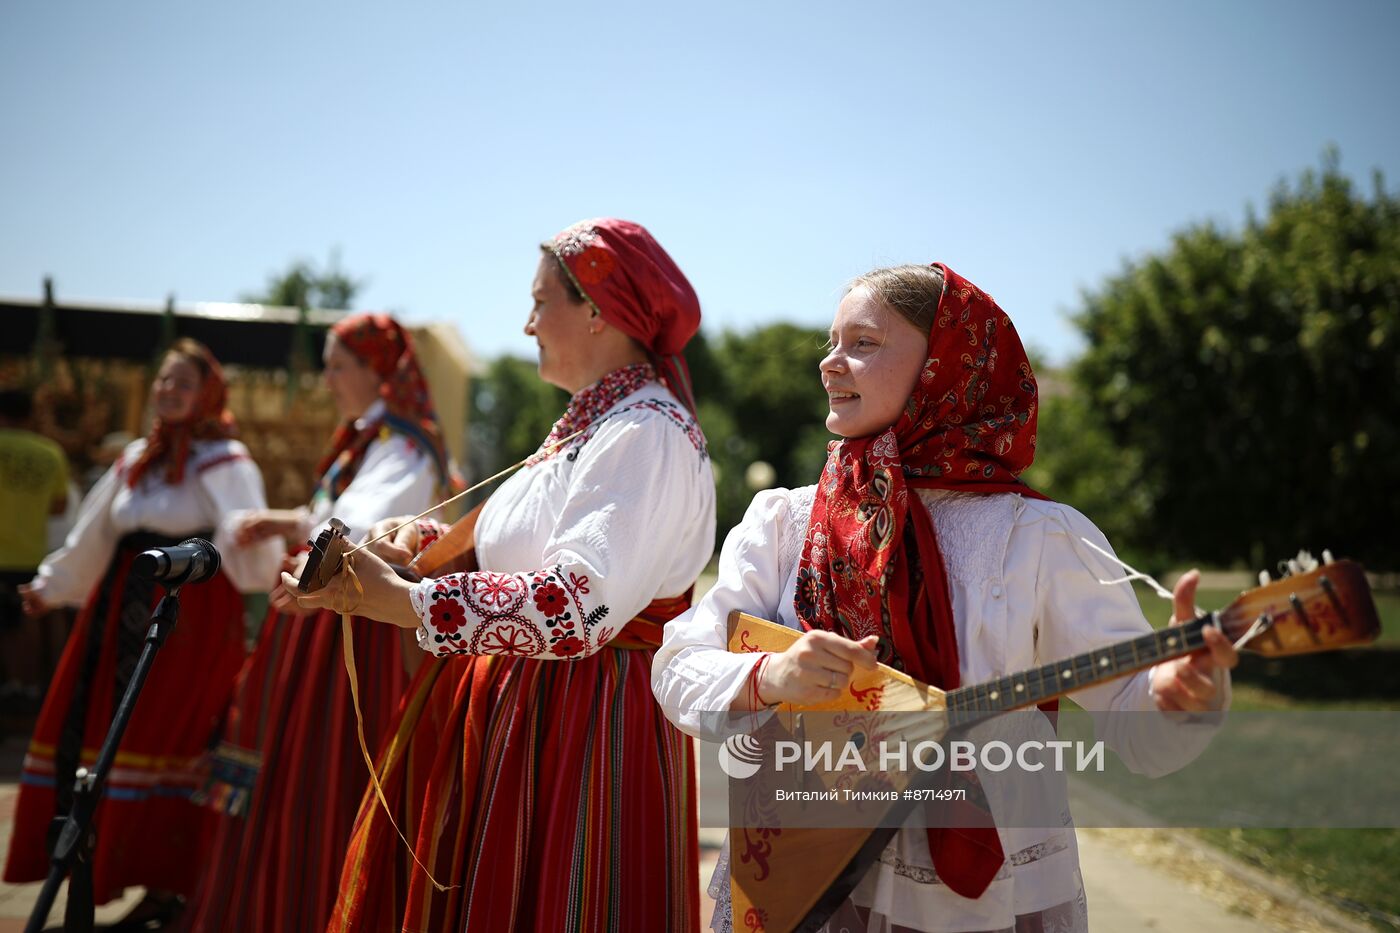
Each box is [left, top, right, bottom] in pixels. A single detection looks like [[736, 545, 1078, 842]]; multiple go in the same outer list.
[[315, 313, 457, 497], [125, 339, 238, 489], [795, 263, 1049, 899], [543, 218, 702, 412]]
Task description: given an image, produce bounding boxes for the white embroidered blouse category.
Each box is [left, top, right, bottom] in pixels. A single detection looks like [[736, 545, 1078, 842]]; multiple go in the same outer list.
[[410, 382, 716, 661], [30, 438, 283, 605], [653, 485, 1230, 933], [292, 398, 441, 546]]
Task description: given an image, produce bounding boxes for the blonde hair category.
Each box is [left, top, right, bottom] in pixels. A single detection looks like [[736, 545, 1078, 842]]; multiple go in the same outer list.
[[849, 264, 945, 335]]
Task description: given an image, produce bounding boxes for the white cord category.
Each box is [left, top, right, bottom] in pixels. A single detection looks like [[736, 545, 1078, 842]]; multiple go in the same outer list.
[[1077, 536, 1203, 619]]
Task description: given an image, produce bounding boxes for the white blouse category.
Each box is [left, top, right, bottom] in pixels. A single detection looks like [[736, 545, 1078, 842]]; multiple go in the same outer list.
[[653, 485, 1230, 933], [293, 399, 441, 547], [410, 382, 716, 661], [31, 438, 283, 605]]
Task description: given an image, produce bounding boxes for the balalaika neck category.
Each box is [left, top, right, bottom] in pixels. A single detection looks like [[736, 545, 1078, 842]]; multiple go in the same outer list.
[[944, 614, 1214, 728]]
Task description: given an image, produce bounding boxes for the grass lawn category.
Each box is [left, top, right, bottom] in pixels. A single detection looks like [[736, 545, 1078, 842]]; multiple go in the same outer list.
[[1196, 828, 1400, 929]]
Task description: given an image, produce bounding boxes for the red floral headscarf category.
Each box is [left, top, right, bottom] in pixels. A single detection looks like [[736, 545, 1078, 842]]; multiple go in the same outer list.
[[544, 218, 702, 412], [126, 340, 238, 489], [315, 313, 457, 497], [795, 263, 1049, 898]]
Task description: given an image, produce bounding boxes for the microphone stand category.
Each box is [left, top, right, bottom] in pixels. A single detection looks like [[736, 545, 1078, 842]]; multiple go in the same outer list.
[[25, 578, 186, 933]]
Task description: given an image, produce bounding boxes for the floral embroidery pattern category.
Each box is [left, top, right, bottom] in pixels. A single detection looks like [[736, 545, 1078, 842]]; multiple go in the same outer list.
[[551, 636, 586, 658], [470, 572, 525, 610], [794, 566, 825, 619], [533, 581, 568, 616], [478, 622, 542, 656], [429, 598, 466, 634], [419, 565, 609, 661]]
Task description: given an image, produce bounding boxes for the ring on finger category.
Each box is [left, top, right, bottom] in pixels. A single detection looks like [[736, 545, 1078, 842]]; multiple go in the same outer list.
[[828, 672, 838, 690]]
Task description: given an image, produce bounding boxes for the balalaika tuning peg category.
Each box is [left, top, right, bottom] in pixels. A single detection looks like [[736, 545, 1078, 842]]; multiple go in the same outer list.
[[1258, 570, 1272, 586], [1284, 550, 1319, 578], [1322, 549, 1335, 565]]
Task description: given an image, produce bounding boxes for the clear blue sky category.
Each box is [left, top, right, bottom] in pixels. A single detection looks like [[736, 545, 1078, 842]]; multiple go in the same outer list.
[[3, 0, 1397, 364]]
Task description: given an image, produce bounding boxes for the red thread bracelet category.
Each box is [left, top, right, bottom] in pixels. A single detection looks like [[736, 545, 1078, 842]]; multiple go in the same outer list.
[[752, 653, 775, 708]]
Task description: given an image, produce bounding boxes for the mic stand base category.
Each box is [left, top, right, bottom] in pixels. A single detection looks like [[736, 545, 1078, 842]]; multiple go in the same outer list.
[[25, 587, 182, 933]]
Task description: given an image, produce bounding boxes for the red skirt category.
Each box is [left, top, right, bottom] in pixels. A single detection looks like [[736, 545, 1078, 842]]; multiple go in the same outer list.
[[185, 605, 408, 932], [330, 599, 699, 933], [2, 533, 246, 903]]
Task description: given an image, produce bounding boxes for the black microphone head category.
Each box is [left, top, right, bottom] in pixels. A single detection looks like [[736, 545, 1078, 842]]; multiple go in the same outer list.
[[180, 538, 221, 579], [131, 550, 161, 579]]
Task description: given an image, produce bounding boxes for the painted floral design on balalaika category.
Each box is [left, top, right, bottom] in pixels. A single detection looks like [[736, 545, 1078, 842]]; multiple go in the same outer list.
[[724, 557, 1381, 933]]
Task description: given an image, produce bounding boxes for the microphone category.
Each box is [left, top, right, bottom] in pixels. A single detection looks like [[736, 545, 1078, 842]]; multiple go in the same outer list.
[[132, 538, 221, 585]]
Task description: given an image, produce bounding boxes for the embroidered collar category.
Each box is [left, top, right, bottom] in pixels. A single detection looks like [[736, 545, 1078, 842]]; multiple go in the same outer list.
[[528, 363, 655, 465]]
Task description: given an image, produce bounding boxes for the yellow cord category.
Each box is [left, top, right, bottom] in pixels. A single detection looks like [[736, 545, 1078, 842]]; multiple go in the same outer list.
[[339, 553, 455, 892]]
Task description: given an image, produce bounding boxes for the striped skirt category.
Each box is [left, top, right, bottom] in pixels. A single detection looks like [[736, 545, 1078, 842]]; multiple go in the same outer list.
[[185, 606, 409, 932], [330, 601, 700, 933]]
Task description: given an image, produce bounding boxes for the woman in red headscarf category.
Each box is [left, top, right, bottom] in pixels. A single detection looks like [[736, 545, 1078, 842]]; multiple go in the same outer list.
[[653, 264, 1238, 933], [186, 313, 456, 933], [4, 338, 281, 927], [287, 219, 716, 932]]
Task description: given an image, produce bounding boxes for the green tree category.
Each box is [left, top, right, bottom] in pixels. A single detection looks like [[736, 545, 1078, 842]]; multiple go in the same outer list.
[[699, 323, 833, 544], [712, 323, 832, 485], [1072, 153, 1400, 568], [686, 329, 757, 538], [242, 251, 365, 398], [465, 355, 568, 502], [241, 250, 363, 310], [1021, 390, 1153, 568], [694, 397, 759, 542]]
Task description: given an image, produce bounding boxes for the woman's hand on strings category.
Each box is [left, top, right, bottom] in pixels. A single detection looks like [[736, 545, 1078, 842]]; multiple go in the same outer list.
[[758, 631, 879, 706], [362, 515, 421, 564], [1150, 569, 1238, 713], [275, 546, 420, 630]]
